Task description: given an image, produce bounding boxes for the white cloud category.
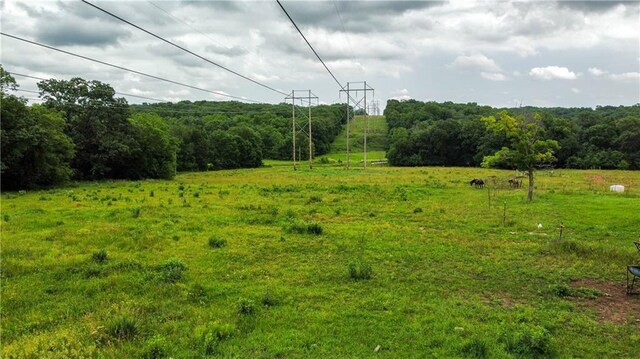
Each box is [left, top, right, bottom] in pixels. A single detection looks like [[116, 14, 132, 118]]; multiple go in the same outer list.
[[571, 87, 580, 93], [448, 54, 502, 73], [529, 66, 578, 80], [588, 67, 608, 76], [609, 72, 640, 81], [481, 72, 508, 81], [390, 88, 412, 101]]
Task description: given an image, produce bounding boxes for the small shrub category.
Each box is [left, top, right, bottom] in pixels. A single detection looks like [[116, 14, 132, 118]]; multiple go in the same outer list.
[[285, 208, 296, 219], [187, 283, 208, 304], [262, 290, 278, 307], [307, 223, 323, 235], [106, 315, 138, 341], [178, 191, 184, 198], [131, 207, 142, 218], [193, 191, 200, 198], [237, 298, 256, 315], [548, 284, 571, 297], [178, 184, 185, 191], [157, 258, 187, 283], [502, 326, 553, 358], [92, 249, 108, 263], [460, 338, 489, 358], [172, 235, 180, 241], [2, 214, 10, 222], [149, 191, 154, 197], [307, 195, 322, 204], [199, 322, 235, 356], [413, 207, 423, 214], [208, 236, 227, 248], [348, 261, 373, 281], [142, 335, 168, 359]]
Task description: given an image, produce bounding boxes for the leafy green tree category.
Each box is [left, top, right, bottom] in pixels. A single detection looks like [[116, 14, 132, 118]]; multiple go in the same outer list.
[[38, 78, 135, 179], [127, 113, 178, 179], [481, 111, 559, 202], [1, 72, 74, 189]]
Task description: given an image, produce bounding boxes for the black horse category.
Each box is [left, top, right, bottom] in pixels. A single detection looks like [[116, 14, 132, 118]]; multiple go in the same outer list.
[[470, 178, 484, 189]]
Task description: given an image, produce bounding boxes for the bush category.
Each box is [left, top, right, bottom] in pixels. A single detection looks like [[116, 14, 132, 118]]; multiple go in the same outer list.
[[107, 315, 138, 341], [286, 222, 323, 235], [502, 326, 553, 358], [348, 261, 373, 281], [262, 290, 278, 307], [548, 284, 571, 297], [198, 322, 235, 355], [307, 223, 323, 235], [131, 207, 142, 218], [157, 258, 187, 283], [237, 298, 256, 315], [187, 283, 208, 304], [208, 236, 227, 248], [460, 338, 489, 358], [307, 195, 322, 203], [413, 207, 423, 214], [142, 335, 168, 359], [92, 249, 108, 263]]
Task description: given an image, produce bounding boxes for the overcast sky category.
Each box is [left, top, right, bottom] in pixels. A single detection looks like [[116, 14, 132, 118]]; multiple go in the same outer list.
[[1, 0, 639, 110]]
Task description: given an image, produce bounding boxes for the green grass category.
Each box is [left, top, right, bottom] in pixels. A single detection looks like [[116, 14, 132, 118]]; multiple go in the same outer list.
[[331, 115, 388, 153], [1, 166, 639, 357]]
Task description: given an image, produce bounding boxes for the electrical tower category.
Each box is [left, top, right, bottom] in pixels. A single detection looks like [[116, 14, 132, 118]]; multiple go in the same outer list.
[[339, 81, 374, 169], [285, 90, 319, 170]]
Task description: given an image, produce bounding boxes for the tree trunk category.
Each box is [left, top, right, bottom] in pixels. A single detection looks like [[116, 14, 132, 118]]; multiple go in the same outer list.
[[528, 168, 534, 202]]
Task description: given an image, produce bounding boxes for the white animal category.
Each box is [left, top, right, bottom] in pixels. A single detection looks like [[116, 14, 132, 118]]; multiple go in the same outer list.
[[537, 223, 543, 229]]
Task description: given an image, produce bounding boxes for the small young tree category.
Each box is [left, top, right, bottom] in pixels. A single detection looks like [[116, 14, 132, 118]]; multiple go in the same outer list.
[[481, 111, 559, 202]]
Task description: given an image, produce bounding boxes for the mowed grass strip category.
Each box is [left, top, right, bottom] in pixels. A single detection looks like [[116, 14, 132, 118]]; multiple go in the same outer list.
[[1, 166, 639, 357]]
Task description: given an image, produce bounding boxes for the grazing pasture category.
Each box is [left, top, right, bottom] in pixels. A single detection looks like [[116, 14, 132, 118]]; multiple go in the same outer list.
[[1, 166, 639, 358]]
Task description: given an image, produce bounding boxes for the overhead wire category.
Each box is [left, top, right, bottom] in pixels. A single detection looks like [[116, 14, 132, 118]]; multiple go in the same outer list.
[[146, 0, 250, 57], [0, 33, 260, 103], [275, 0, 344, 91], [8, 73, 166, 103], [81, 0, 288, 97]]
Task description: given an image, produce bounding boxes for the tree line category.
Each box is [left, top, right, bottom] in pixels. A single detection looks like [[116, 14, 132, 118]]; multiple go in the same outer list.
[[384, 99, 640, 170], [0, 66, 350, 190]]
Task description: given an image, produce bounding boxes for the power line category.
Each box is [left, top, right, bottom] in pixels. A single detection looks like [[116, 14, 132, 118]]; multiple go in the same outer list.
[[9, 73, 166, 103], [81, 0, 288, 97], [276, 0, 344, 90], [1, 33, 259, 103], [146, 0, 248, 57]]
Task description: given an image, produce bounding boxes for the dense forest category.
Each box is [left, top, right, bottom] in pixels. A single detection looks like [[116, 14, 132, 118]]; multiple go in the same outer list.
[[0, 66, 350, 190], [384, 99, 640, 170]]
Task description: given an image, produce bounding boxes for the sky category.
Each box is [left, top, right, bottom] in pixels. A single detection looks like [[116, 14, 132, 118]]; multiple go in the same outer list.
[[1, 0, 639, 111]]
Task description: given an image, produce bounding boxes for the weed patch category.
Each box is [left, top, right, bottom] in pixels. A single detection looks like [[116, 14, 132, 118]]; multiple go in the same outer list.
[[156, 258, 187, 283], [106, 315, 138, 341], [348, 261, 373, 281], [237, 298, 256, 315], [208, 236, 227, 248], [460, 337, 489, 359], [92, 249, 108, 263]]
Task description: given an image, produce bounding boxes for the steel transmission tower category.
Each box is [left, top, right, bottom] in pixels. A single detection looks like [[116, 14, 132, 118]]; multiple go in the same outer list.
[[285, 90, 319, 170], [339, 81, 374, 169]]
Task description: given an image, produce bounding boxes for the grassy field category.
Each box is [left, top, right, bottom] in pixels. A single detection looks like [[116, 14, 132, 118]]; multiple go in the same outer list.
[[2, 166, 640, 358]]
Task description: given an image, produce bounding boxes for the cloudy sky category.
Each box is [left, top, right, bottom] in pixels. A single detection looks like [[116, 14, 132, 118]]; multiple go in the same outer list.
[[1, 0, 639, 110]]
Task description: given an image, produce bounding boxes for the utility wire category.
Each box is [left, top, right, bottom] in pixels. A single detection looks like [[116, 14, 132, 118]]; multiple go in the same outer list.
[[146, 0, 249, 56], [9, 73, 166, 102], [1, 33, 259, 103], [276, 0, 345, 91], [81, 0, 288, 97]]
